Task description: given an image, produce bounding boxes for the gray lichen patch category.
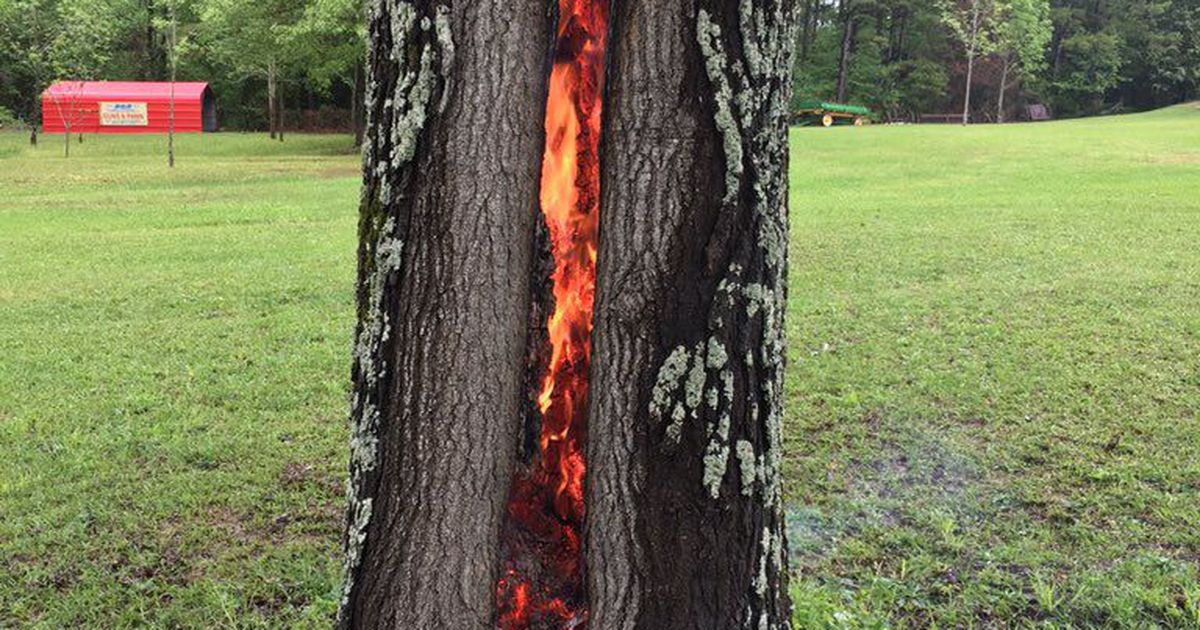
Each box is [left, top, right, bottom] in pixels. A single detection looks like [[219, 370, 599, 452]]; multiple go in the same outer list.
[[650, 342, 725, 448], [736, 440, 757, 496], [338, 497, 373, 610], [340, 216, 404, 616], [706, 338, 728, 369], [433, 5, 455, 113], [650, 345, 691, 415], [685, 346, 708, 411], [339, 1, 454, 622], [693, 1, 796, 623], [696, 9, 744, 205], [389, 28, 437, 167], [753, 525, 769, 597], [702, 438, 731, 499]]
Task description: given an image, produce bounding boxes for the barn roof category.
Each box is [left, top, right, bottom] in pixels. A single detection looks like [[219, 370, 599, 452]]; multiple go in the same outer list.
[[42, 81, 212, 101]]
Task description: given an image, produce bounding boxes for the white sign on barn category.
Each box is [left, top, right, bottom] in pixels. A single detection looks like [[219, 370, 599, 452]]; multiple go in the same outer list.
[[99, 102, 148, 126]]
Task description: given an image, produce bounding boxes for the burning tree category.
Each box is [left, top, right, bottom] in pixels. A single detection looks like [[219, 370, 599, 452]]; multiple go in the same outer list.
[[339, 1, 796, 628]]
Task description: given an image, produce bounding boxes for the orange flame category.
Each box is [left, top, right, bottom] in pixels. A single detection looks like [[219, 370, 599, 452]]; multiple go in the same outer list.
[[497, 1, 608, 628]]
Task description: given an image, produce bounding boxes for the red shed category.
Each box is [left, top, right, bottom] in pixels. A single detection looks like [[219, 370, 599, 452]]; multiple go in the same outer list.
[[41, 81, 217, 134]]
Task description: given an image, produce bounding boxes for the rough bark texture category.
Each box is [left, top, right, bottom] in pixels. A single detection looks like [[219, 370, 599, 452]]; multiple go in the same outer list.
[[835, 0, 855, 104], [267, 61, 277, 139], [338, 0, 552, 627], [352, 62, 366, 148], [587, 1, 797, 629], [996, 56, 1010, 124]]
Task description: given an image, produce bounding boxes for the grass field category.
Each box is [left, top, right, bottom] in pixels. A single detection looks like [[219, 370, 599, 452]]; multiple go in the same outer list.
[[2, 105, 1198, 628]]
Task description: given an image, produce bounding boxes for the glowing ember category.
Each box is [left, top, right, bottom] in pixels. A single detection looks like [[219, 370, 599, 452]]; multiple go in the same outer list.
[[496, 0, 608, 627]]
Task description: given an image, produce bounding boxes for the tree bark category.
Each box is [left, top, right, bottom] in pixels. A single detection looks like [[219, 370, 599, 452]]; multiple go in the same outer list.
[[996, 56, 1010, 124], [337, 0, 552, 627], [962, 1, 979, 125], [352, 61, 366, 148], [798, 0, 817, 63], [587, 1, 795, 628], [168, 0, 177, 169], [836, 0, 856, 102], [30, 95, 38, 147], [267, 60, 277, 139], [962, 49, 975, 125]]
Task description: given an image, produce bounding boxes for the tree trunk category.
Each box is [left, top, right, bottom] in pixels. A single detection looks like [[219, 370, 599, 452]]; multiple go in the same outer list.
[[996, 56, 1010, 124], [352, 61, 366, 148], [836, 0, 856, 102], [277, 88, 285, 142], [341, 0, 795, 628], [587, 1, 794, 627], [799, 0, 817, 63], [962, 49, 975, 125], [63, 121, 70, 158], [337, 1, 552, 627], [962, 1, 979, 125], [267, 60, 277, 140], [168, 0, 177, 169]]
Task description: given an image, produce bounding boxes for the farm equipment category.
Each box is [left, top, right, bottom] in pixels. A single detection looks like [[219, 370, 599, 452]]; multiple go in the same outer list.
[[794, 100, 872, 127]]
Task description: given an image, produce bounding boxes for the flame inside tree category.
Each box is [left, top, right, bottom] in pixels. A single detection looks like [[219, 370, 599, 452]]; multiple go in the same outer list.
[[497, 0, 609, 627]]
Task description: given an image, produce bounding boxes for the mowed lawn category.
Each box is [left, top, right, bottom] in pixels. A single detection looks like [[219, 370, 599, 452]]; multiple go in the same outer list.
[[1, 105, 1198, 627]]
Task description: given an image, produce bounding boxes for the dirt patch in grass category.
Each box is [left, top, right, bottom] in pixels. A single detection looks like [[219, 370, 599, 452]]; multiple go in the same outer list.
[[1144, 153, 1200, 165], [319, 164, 361, 179]]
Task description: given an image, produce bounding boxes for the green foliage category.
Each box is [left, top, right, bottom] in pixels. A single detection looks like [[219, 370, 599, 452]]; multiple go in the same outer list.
[[287, 0, 364, 93], [794, 0, 1197, 120], [0, 0, 361, 131], [937, 0, 1001, 58], [0, 105, 19, 128], [877, 59, 950, 119], [0, 132, 358, 627], [194, 0, 303, 78], [1049, 31, 1124, 115], [994, 0, 1052, 77]]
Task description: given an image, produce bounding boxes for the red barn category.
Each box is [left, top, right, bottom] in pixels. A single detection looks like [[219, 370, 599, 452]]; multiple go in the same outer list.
[[41, 81, 217, 134]]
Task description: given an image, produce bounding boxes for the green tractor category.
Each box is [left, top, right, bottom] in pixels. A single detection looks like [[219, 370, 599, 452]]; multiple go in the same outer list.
[[794, 100, 872, 127]]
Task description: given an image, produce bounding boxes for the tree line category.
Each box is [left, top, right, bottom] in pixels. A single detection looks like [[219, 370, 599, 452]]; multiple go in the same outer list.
[[796, 0, 1199, 122], [1, 0, 1197, 134], [0, 0, 364, 138]]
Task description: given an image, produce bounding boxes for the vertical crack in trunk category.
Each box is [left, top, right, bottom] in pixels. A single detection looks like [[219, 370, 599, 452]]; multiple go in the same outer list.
[[497, 0, 610, 627]]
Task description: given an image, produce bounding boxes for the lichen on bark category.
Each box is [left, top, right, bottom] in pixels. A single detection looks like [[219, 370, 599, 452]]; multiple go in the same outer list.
[[339, 0, 454, 622]]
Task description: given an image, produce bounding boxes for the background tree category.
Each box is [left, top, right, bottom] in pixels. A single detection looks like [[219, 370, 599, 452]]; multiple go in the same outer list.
[[287, 0, 366, 145], [163, 0, 178, 167], [45, 0, 125, 153], [992, 0, 1051, 122], [2, 0, 1195, 136], [0, 0, 57, 144], [196, 0, 304, 140], [940, 0, 1000, 124], [834, 0, 863, 102]]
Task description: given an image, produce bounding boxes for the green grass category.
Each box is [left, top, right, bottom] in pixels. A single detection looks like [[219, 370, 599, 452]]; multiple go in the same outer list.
[[1, 105, 1198, 628], [0, 134, 359, 626], [783, 105, 1200, 628]]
